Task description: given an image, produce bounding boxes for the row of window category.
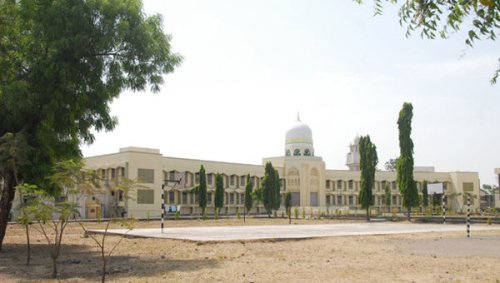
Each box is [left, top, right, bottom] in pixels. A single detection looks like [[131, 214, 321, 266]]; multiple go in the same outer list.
[[325, 180, 449, 192], [136, 189, 247, 205], [285, 148, 313, 157]]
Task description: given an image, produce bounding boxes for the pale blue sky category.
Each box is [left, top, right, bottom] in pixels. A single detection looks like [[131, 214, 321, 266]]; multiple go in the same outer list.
[[82, 1, 500, 185]]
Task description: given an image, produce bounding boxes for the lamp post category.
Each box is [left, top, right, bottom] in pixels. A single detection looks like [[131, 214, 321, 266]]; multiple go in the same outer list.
[[161, 178, 181, 233]]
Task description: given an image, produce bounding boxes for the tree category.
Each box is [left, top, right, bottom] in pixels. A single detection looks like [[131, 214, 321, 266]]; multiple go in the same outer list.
[[15, 183, 40, 265], [244, 174, 253, 222], [263, 162, 276, 217], [80, 218, 135, 283], [355, 0, 499, 84], [198, 165, 207, 217], [0, 0, 182, 251], [273, 169, 282, 214], [358, 135, 378, 221], [384, 158, 398, 171], [384, 183, 392, 213], [397, 102, 419, 221], [214, 173, 224, 218], [284, 192, 292, 224], [422, 180, 429, 209]]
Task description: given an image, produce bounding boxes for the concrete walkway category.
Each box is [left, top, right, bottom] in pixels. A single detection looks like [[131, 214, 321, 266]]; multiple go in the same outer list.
[[91, 223, 500, 242]]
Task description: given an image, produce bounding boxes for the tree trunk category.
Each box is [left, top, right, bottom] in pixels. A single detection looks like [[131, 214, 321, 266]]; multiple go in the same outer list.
[[102, 253, 106, 283], [0, 170, 16, 252], [25, 224, 30, 265], [52, 256, 58, 278], [366, 208, 370, 222], [407, 206, 411, 221]]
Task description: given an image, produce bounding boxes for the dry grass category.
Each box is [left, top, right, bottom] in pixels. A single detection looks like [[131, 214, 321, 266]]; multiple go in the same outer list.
[[1, 218, 500, 282]]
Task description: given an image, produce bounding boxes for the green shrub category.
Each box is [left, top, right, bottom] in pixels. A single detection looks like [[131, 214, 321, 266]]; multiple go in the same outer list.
[[294, 207, 299, 219], [175, 210, 180, 220]]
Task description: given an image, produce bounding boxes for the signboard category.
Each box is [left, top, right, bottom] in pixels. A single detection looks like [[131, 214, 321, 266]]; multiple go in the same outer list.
[[428, 183, 443, 194]]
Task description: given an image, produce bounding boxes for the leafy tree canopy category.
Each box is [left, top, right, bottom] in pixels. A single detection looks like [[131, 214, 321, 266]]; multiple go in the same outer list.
[[0, 0, 181, 250], [356, 0, 499, 83]]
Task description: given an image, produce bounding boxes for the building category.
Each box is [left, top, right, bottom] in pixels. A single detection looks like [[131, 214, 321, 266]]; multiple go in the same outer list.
[[82, 118, 481, 219]]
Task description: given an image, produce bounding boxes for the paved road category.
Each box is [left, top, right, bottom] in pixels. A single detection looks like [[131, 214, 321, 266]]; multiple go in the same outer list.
[[92, 223, 500, 242]]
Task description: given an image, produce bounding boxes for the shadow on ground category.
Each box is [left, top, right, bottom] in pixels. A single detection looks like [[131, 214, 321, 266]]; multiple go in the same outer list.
[[0, 243, 218, 281]]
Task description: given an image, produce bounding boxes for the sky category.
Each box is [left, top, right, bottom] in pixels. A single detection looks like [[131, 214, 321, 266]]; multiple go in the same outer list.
[[81, 1, 500, 185]]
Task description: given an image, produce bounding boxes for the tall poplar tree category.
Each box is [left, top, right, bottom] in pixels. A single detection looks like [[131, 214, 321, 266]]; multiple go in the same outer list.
[[198, 165, 207, 217], [384, 183, 392, 213], [0, 0, 181, 250], [397, 102, 419, 221], [422, 180, 429, 209], [244, 174, 253, 222], [263, 162, 275, 217], [214, 173, 224, 217], [273, 169, 281, 212], [358, 135, 378, 221]]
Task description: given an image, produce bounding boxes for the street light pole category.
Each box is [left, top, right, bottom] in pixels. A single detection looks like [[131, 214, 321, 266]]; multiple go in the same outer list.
[[161, 178, 181, 233]]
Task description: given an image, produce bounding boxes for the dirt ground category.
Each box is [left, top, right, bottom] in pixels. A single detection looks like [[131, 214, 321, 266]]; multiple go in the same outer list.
[[1, 218, 500, 282]]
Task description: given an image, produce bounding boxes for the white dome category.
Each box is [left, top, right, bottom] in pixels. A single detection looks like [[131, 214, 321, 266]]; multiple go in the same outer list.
[[285, 121, 313, 145], [284, 116, 314, 157]]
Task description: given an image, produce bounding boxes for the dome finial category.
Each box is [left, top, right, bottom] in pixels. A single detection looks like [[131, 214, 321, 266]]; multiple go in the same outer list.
[[297, 111, 301, 122]]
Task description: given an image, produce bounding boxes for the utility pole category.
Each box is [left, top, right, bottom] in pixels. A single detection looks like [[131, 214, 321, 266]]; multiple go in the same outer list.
[[161, 178, 181, 233]]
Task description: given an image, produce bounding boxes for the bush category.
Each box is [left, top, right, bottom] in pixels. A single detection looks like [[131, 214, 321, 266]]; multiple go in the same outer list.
[[175, 210, 180, 220], [294, 207, 299, 219]]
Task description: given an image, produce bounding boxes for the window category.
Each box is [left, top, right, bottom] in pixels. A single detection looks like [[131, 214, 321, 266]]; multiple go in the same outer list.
[[169, 171, 176, 181], [293, 149, 301, 156], [120, 167, 125, 177], [326, 195, 331, 204], [337, 196, 342, 205], [304, 149, 311, 156], [392, 195, 397, 205], [348, 195, 354, 205], [111, 168, 116, 179], [182, 192, 188, 204], [230, 175, 235, 186], [463, 182, 473, 192], [326, 180, 330, 189], [348, 180, 353, 190], [240, 176, 245, 186], [169, 191, 175, 203], [137, 189, 154, 204], [118, 191, 124, 202], [207, 193, 212, 204], [100, 169, 105, 179], [230, 193, 234, 204], [286, 149, 291, 156], [392, 181, 397, 190], [337, 180, 342, 189], [195, 173, 200, 184], [207, 174, 213, 185], [138, 168, 154, 183]]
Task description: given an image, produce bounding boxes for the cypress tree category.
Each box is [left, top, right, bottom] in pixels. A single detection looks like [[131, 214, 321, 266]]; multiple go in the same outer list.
[[385, 183, 392, 213], [244, 174, 253, 222], [397, 102, 419, 221], [273, 169, 281, 212], [214, 173, 224, 217], [263, 162, 275, 217], [422, 180, 429, 208], [285, 192, 292, 224], [358, 135, 378, 221], [198, 165, 207, 217]]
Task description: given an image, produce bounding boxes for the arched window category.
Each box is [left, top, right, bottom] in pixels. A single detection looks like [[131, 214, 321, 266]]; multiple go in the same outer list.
[[293, 149, 301, 156], [286, 149, 291, 156], [304, 149, 311, 156]]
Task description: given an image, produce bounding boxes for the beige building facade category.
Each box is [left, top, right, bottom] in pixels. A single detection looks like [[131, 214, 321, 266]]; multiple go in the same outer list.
[[82, 119, 481, 219]]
